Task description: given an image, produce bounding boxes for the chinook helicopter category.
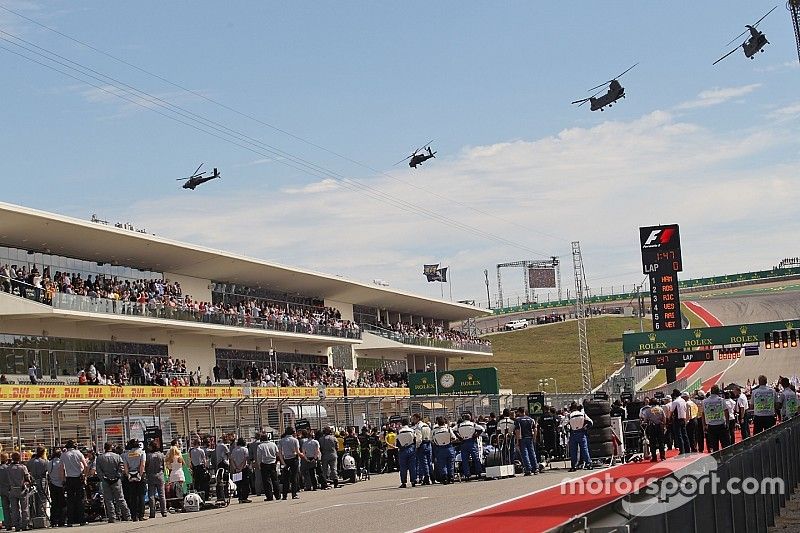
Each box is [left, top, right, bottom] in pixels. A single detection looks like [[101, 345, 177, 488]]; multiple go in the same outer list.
[[571, 64, 638, 112], [713, 6, 778, 65], [177, 163, 221, 190], [396, 140, 437, 168]]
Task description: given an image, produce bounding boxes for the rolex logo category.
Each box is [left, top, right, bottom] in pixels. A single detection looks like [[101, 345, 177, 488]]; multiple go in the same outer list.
[[467, 374, 474, 380], [787, 322, 794, 330], [694, 329, 703, 339], [740, 325, 748, 335], [421, 378, 427, 384], [648, 333, 657, 342]]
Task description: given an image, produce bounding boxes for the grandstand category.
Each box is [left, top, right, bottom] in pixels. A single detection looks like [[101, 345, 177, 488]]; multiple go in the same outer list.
[[0, 202, 491, 388]]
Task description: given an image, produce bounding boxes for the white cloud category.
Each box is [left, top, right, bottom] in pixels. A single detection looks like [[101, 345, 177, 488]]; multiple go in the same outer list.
[[77, 85, 208, 119], [119, 109, 797, 305], [768, 102, 800, 121], [282, 179, 339, 194], [676, 84, 761, 110]]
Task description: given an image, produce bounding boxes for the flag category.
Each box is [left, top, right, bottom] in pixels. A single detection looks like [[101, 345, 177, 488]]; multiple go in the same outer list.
[[423, 264, 440, 282], [437, 267, 448, 282]]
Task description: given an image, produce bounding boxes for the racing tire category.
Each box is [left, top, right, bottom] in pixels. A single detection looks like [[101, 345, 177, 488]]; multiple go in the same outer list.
[[587, 427, 614, 443], [592, 415, 612, 429], [583, 400, 611, 416], [588, 442, 615, 458]]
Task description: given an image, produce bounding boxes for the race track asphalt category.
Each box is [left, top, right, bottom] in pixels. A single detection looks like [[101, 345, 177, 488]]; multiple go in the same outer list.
[[79, 466, 587, 533]]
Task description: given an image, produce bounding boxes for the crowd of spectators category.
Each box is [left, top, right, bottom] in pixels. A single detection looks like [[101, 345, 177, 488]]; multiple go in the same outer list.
[[216, 363, 408, 388], [376, 320, 490, 348], [0, 264, 360, 337]]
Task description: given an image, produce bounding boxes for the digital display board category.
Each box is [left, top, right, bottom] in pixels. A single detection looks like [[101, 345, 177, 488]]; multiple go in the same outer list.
[[650, 272, 681, 331], [640, 224, 685, 383], [656, 361, 685, 369], [528, 267, 557, 289], [635, 350, 715, 366], [640, 224, 682, 275]]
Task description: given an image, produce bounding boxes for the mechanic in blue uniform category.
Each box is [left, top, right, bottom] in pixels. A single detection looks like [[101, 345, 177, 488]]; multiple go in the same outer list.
[[514, 406, 539, 475], [396, 418, 418, 488], [456, 413, 482, 480], [567, 402, 593, 472], [431, 416, 457, 484], [411, 413, 433, 485]]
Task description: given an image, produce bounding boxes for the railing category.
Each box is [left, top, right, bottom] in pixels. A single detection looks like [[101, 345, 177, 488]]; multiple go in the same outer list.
[[46, 292, 362, 340], [559, 413, 800, 532], [0, 392, 584, 451], [361, 323, 492, 353]]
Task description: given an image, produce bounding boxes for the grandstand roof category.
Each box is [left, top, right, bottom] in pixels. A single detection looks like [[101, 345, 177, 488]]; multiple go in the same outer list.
[[0, 202, 488, 322]]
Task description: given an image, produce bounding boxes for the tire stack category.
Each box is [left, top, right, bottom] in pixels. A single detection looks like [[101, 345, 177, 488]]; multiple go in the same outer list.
[[583, 399, 614, 459]]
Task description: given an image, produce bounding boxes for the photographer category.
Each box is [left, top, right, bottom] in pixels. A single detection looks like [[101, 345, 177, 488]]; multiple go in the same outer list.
[[7, 452, 31, 532], [96, 441, 132, 523]]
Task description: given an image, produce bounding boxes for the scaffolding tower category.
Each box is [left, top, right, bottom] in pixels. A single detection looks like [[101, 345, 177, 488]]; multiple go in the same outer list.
[[789, 0, 800, 64], [572, 241, 593, 393]]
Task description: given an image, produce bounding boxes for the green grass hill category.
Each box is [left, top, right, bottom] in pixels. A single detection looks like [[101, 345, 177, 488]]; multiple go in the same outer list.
[[450, 316, 649, 394]]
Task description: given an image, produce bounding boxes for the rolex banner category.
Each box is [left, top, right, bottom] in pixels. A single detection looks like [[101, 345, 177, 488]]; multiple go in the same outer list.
[[408, 367, 499, 396], [622, 319, 799, 353]]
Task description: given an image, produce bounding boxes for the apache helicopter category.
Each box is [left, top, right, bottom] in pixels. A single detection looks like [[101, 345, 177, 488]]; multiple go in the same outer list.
[[396, 140, 437, 168], [177, 163, 221, 190], [713, 6, 777, 65], [571, 64, 638, 112]]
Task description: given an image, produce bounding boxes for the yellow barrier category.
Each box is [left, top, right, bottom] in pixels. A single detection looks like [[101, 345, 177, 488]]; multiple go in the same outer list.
[[0, 385, 410, 401]]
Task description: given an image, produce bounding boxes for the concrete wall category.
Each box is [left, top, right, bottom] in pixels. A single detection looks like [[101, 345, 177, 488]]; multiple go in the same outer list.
[[164, 272, 212, 302]]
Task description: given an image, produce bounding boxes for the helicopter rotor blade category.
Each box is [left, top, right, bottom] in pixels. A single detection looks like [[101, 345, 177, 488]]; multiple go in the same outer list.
[[724, 29, 750, 47], [571, 97, 590, 105], [192, 162, 204, 176], [415, 139, 434, 153], [752, 5, 778, 28], [586, 81, 609, 92], [614, 62, 639, 81], [713, 46, 740, 65], [393, 154, 413, 166], [176, 177, 189, 181]]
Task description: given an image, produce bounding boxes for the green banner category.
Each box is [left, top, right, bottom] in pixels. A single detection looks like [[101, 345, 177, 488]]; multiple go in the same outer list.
[[408, 367, 499, 396], [623, 319, 800, 352]]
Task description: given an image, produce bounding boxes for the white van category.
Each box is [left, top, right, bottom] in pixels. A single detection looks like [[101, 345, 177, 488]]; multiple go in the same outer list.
[[504, 319, 528, 331]]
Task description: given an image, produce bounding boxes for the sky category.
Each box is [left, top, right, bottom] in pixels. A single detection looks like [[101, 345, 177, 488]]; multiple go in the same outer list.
[[1, 1, 799, 307]]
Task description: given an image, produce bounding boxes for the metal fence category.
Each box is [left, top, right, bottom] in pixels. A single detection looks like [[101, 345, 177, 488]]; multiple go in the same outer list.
[[559, 414, 800, 532], [0, 392, 589, 452]]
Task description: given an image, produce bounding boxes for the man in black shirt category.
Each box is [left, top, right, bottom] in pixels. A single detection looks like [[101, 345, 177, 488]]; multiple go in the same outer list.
[[610, 400, 627, 419], [357, 427, 371, 470], [485, 413, 498, 442], [514, 407, 539, 476], [367, 428, 381, 473], [343, 428, 361, 470]]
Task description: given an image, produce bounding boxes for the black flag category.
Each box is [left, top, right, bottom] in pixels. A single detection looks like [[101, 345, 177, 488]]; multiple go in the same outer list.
[[437, 267, 448, 282], [423, 264, 440, 282]]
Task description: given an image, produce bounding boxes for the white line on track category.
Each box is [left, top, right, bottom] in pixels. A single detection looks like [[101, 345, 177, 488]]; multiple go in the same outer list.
[[301, 496, 429, 514]]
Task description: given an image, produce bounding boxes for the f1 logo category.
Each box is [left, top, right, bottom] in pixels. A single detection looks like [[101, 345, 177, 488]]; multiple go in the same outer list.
[[642, 227, 676, 248]]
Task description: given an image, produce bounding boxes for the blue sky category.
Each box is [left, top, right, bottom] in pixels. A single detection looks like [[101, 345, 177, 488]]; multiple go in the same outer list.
[[1, 1, 799, 306]]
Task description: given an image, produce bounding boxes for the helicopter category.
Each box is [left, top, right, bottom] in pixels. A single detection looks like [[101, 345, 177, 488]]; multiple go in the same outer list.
[[177, 163, 221, 190], [713, 6, 777, 65], [396, 140, 437, 168], [571, 64, 638, 112]]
